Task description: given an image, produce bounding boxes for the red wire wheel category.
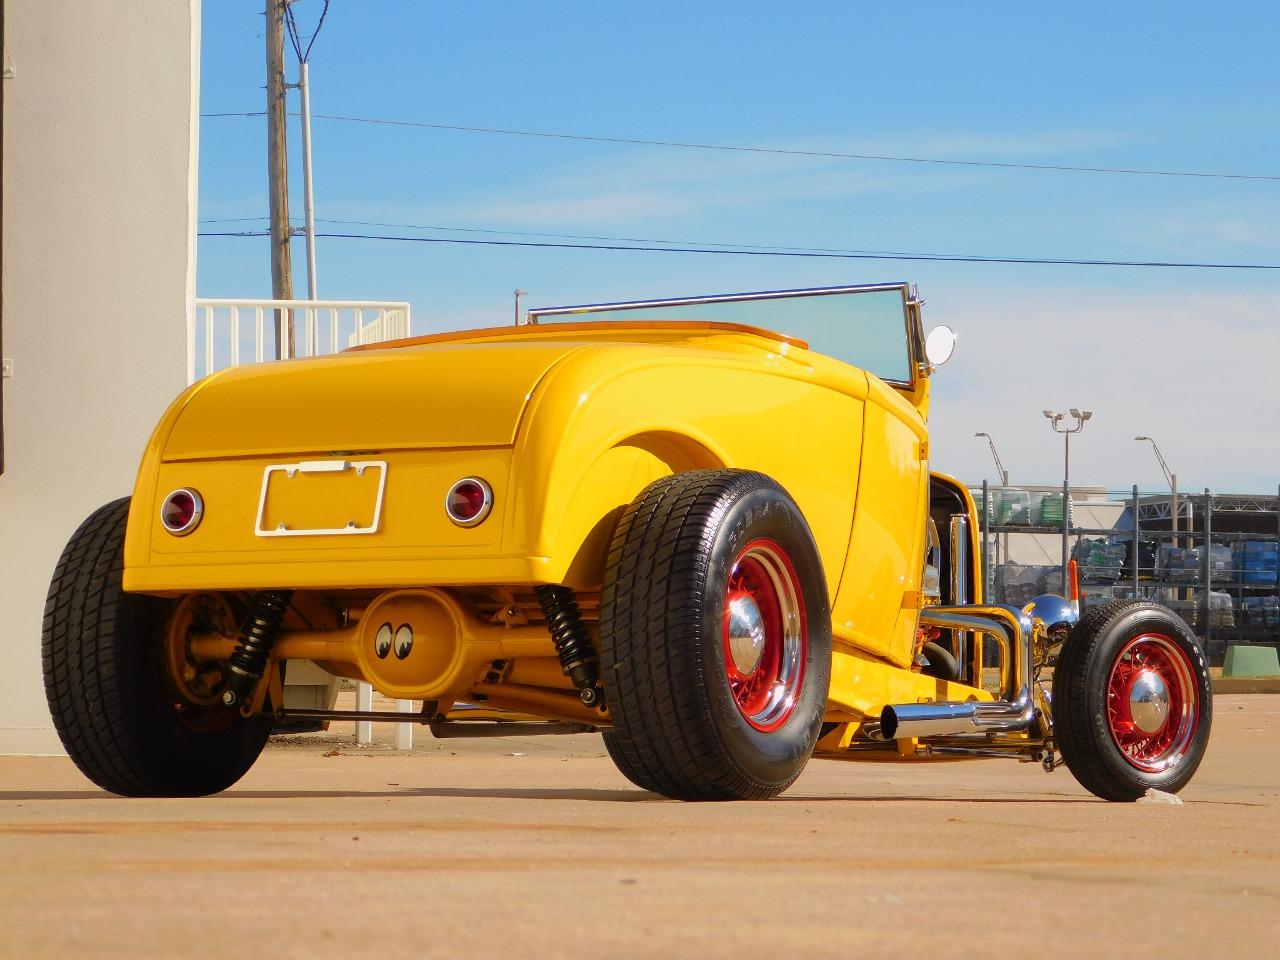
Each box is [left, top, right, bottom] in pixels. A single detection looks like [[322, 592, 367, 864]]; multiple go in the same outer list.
[[1105, 633, 1200, 773], [722, 539, 808, 732]]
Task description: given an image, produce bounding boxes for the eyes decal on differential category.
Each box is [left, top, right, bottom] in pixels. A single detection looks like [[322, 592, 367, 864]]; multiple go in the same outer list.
[[374, 623, 393, 659], [394, 624, 414, 660]]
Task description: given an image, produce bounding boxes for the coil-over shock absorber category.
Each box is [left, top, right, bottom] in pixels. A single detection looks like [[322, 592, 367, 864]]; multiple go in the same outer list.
[[221, 590, 293, 711], [534, 585, 601, 706]]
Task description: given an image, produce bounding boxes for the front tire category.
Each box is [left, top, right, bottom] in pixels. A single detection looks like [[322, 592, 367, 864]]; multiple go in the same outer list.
[[601, 471, 832, 800], [42, 498, 271, 797], [1053, 599, 1212, 801]]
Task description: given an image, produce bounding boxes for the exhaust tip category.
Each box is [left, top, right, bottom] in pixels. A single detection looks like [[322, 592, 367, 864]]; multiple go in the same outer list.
[[879, 706, 900, 741]]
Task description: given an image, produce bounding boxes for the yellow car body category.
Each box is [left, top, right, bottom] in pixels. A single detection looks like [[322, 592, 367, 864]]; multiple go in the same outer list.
[[120, 284, 990, 739], [45, 281, 1214, 802]]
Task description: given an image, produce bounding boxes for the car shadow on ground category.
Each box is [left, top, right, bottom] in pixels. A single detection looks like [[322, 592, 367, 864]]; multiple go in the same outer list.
[[0, 787, 1253, 805], [0, 786, 656, 803], [0, 787, 1118, 804]]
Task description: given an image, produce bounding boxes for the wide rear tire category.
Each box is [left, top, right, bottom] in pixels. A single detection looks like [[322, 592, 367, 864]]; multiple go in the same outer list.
[[600, 470, 831, 800], [42, 498, 271, 797]]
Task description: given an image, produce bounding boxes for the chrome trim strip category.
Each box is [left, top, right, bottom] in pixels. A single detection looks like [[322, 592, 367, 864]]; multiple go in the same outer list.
[[526, 282, 911, 319]]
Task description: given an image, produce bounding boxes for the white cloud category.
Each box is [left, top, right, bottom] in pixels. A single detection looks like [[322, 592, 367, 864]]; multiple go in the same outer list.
[[926, 287, 1280, 493], [332, 126, 1121, 231], [1114, 203, 1280, 251], [424, 150, 902, 227]]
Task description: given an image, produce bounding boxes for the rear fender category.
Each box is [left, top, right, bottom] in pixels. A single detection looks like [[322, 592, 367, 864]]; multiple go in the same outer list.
[[557, 433, 726, 589], [508, 346, 863, 592]]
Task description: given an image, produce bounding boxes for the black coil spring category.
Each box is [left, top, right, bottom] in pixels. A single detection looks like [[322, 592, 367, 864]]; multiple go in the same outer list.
[[224, 589, 294, 704], [535, 585, 598, 694]]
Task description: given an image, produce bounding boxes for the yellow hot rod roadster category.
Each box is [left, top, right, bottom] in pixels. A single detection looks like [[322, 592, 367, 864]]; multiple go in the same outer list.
[[43, 282, 1211, 801]]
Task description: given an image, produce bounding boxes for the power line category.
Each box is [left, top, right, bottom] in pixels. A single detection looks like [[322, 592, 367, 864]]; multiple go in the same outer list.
[[197, 229, 1280, 270], [283, 0, 330, 63], [197, 214, 961, 256], [199, 110, 1280, 182]]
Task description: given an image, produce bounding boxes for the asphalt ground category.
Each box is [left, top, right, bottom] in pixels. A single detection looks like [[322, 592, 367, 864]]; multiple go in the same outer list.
[[1, 694, 1277, 960]]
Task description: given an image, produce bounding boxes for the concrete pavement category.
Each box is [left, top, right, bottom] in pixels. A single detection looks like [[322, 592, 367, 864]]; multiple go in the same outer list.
[[1, 695, 1277, 959]]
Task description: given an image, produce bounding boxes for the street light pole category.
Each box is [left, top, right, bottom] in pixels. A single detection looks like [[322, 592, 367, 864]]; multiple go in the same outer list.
[[1044, 409, 1092, 585], [974, 432, 1010, 488], [975, 432, 1010, 566], [1136, 436, 1178, 543]]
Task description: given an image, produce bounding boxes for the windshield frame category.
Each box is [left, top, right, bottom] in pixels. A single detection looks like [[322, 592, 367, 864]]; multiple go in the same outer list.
[[527, 282, 924, 387]]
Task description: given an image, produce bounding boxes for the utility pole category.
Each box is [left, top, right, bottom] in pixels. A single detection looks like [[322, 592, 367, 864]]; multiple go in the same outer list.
[[265, 0, 293, 358], [298, 60, 318, 300], [514, 289, 528, 325]]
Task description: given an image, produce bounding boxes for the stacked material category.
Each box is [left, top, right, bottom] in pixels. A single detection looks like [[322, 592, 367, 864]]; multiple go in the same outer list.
[[993, 564, 1067, 605], [993, 488, 1032, 526], [1200, 589, 1236, 628], [1109, 585, 1236, 630], [1234, 540, 1279, 586], [1159, 545, 1199, 582], [1202, 545, 1234, 582], [1166, 590, 1236, 630], [1163, 597, 1199, 628], [1120, 539, 1159, 578], [1111, 585, 1175, 603], [1158, 545, 1230, 582], [994, 564, 1041, 607], [1038, 493, 1073, 526], [1038, 566, 1066, 596], [1073, 538, 1126, 583], [1027, 492, 1045, 525], [1241, 596, 1280, 628]]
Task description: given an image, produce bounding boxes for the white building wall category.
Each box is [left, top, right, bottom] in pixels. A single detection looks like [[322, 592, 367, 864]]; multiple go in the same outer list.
[[0, 1, 200, 753]]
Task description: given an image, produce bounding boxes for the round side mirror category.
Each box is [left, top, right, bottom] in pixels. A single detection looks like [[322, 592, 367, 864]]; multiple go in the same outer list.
[[925, 324, 957, 367]]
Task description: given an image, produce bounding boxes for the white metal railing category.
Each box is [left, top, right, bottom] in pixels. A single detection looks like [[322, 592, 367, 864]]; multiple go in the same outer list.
[[189, 298, 412, 384], [189, 297, 413, 747]]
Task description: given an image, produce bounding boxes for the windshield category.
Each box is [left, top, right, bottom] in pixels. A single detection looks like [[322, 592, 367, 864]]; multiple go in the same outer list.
[[527, 283, 916, 384]]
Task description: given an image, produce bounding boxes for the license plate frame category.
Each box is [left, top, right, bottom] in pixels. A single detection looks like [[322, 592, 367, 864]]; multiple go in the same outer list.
[[254, 459, 388, 538]]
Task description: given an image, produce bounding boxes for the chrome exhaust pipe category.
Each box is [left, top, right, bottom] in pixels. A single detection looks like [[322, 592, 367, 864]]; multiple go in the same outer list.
[[948, 515, 971, 670], [880, 605, 1036, 740]]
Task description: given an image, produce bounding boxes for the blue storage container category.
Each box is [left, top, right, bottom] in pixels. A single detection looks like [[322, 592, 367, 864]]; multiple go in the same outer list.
[[1233, 540, 1279, 585]]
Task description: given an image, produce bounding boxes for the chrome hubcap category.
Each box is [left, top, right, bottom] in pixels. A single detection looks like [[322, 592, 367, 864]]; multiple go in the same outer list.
[[721, 539, 809, 732], [726, 594, 766, 674], [1129, 669, 1171, 734]]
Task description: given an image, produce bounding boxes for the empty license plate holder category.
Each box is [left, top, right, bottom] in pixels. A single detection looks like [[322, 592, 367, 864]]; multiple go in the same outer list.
[[254, 459, 388, 538]]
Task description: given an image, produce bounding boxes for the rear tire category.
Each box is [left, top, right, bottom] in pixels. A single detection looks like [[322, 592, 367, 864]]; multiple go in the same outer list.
[[601, 471, 831, 800], [42, 498, 271, 797], [1053, 599, 1211, 801]]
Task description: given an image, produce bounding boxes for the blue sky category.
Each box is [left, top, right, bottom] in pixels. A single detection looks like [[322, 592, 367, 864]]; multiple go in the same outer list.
[[197, 1, 1280, 493]]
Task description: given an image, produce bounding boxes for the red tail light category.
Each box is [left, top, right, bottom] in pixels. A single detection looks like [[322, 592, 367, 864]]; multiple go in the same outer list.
[[160, 488, 203, 536], [445, 477, 492, 527]]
